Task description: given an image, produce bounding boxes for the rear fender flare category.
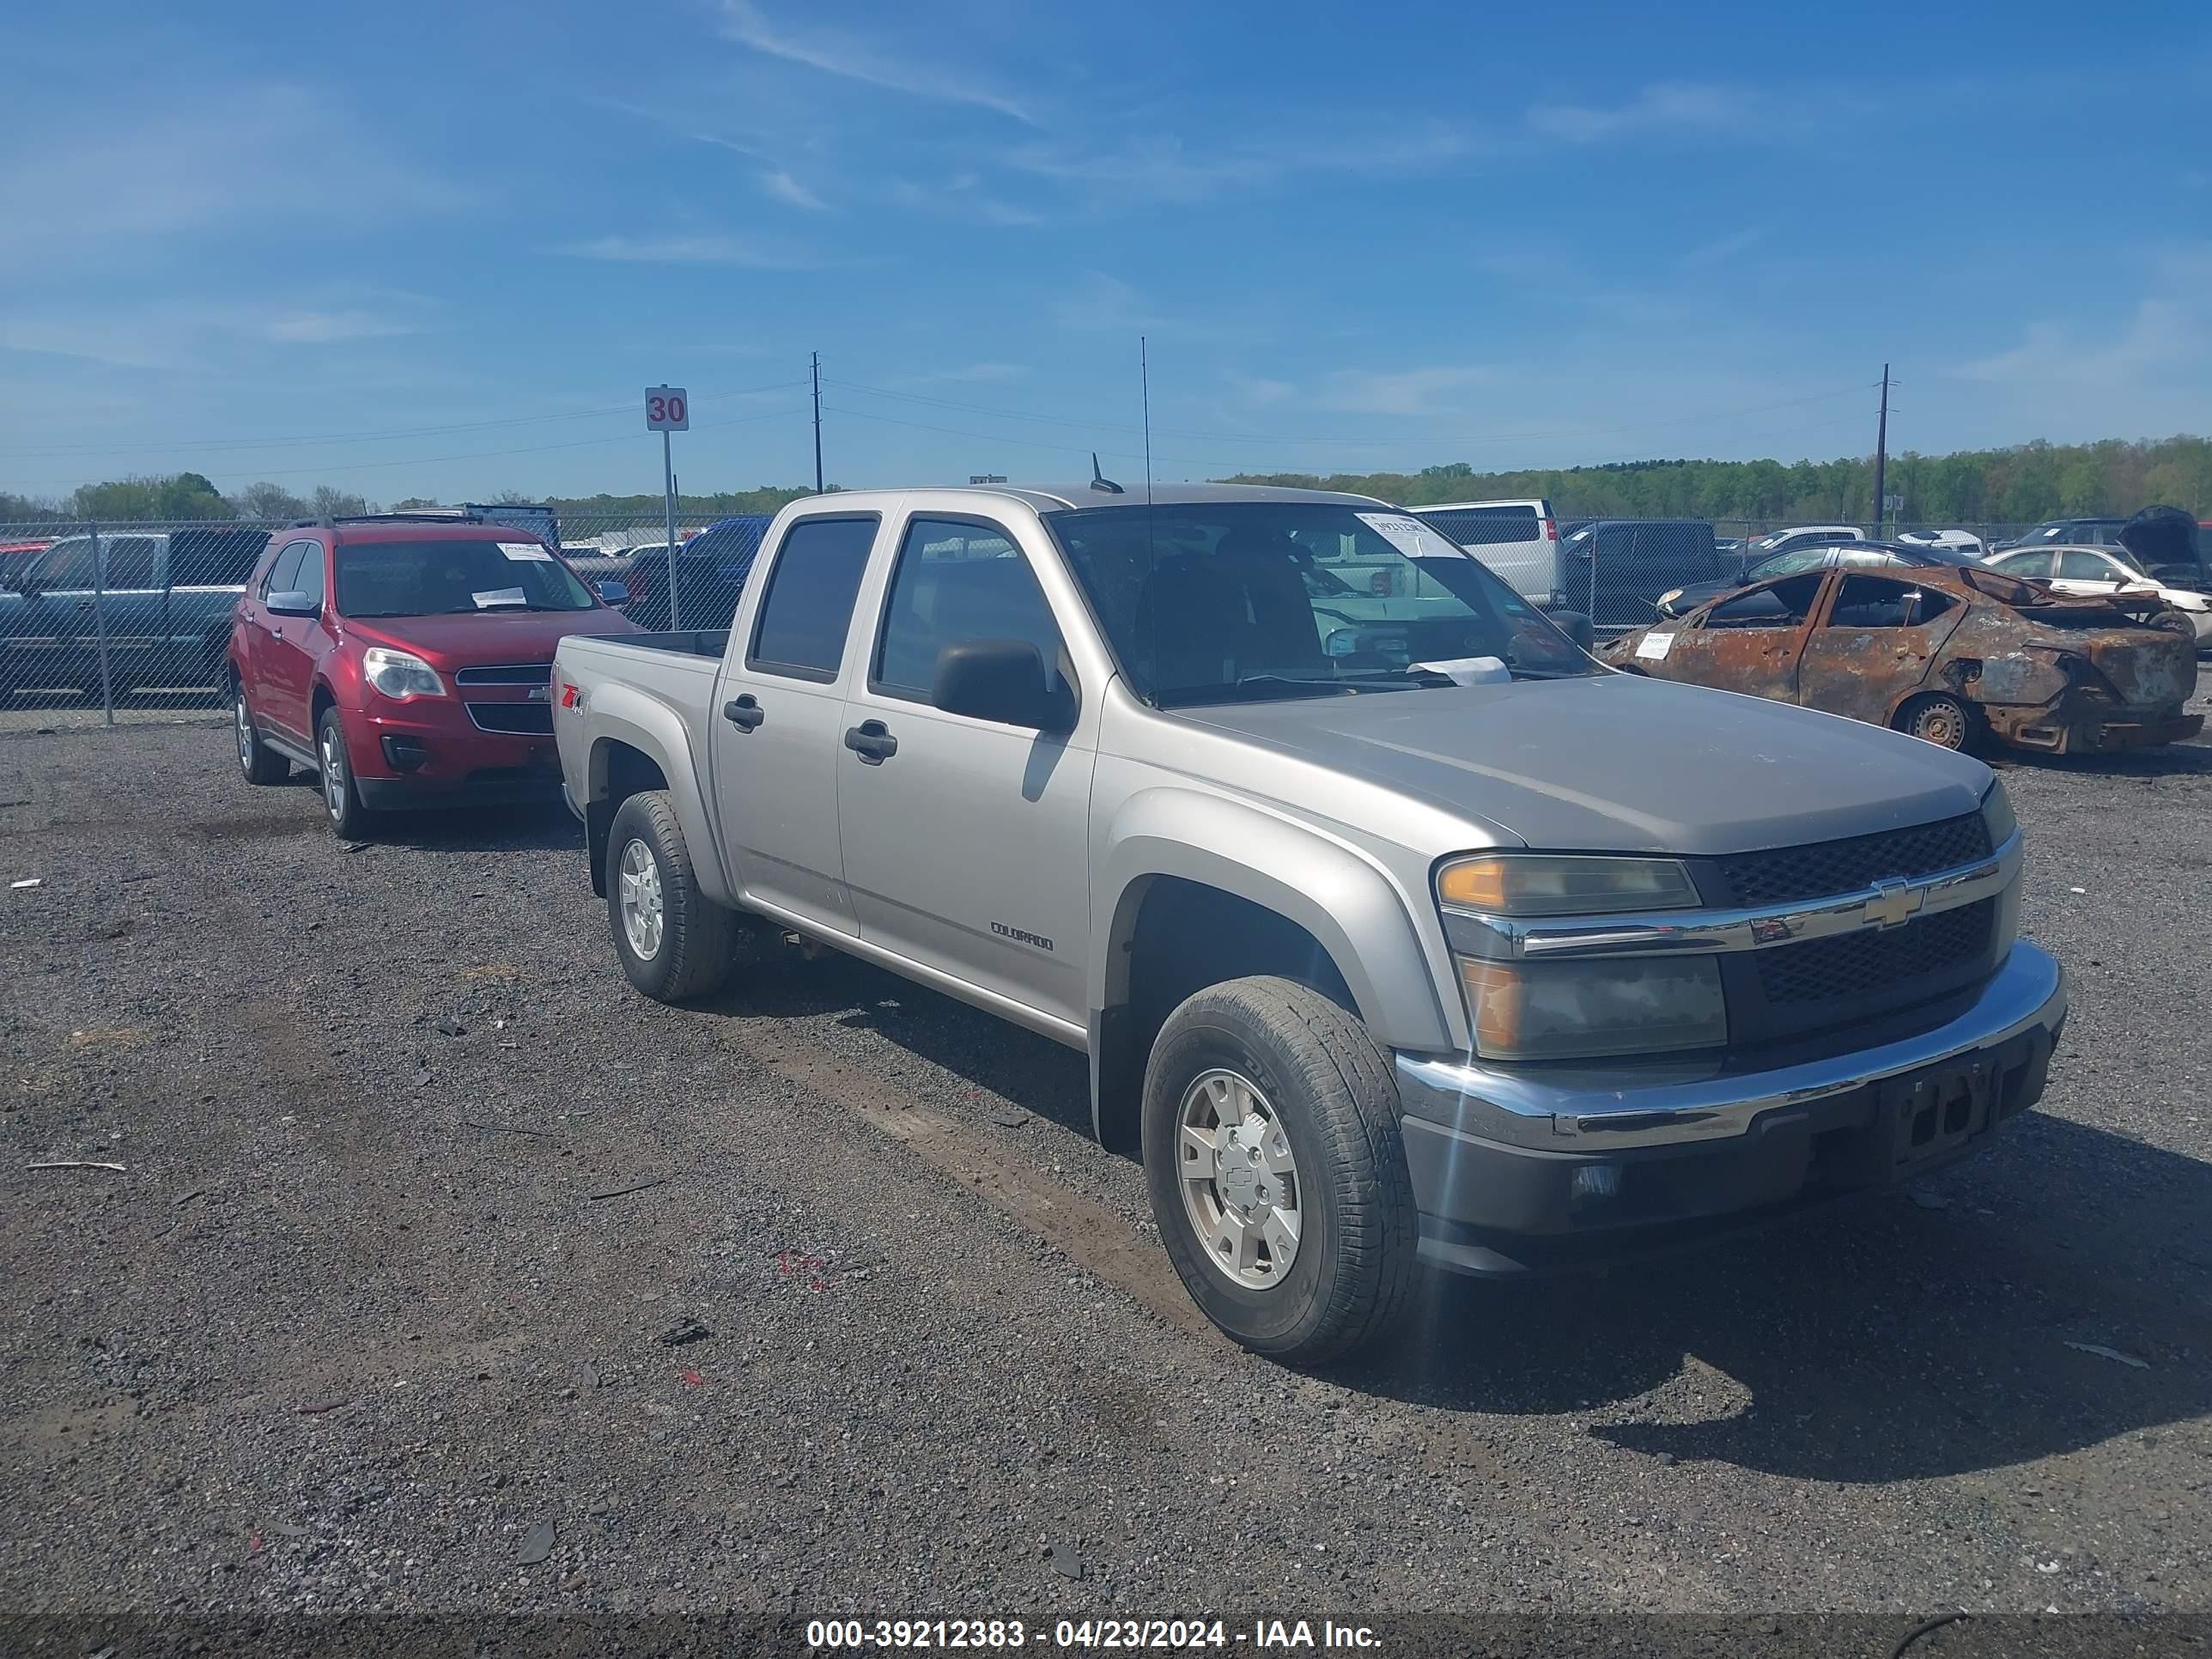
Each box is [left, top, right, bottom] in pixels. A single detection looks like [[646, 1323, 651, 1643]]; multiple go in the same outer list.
[[581, 686, 737, 907]]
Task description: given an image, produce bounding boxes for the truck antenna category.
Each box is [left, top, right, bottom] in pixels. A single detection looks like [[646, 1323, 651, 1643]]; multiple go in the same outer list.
[[1089, 453, 1124, 495], [1139, 335, 1154, 505]]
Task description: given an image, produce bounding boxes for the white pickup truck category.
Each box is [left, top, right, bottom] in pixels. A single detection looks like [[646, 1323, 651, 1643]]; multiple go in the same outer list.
[[551, 482, 2066, 1362]]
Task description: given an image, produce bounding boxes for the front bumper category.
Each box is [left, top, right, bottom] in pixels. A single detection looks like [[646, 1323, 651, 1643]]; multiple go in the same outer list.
[[347, 701, 564, 811], [1394, 943, 2067, 1275]]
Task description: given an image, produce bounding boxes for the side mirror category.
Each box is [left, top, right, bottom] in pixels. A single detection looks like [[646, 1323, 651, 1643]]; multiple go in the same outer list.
[[1550, 609, 1596, 652], [266, 590, 320, 618], [597, 580, 630, 606], [932, 639, 1073, 731]]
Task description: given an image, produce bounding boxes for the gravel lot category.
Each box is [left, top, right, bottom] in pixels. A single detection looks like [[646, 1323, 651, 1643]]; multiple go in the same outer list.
[[2, 702, 2208, 1641]]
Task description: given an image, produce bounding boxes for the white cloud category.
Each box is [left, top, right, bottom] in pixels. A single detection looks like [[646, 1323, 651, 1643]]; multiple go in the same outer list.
[[889, 176, 1045, 226], [0, 83, 459, 243], [1678, 226, 1764, 269], [556, 233, 819, 269], [264, 310, 420, 345], [1004, 122, 1478, 208], [1051, 273, 1171, 334], [1955, 299, 2203, 389], [1320, 366, 1498, 418], [1528, 82, 1747, 144], [720, 0, 1036, 125], [763, 169, 830, 212]]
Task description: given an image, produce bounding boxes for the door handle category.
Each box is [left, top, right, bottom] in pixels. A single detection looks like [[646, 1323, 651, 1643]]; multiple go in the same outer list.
[[723, 695, 764, 731], [76, 599, 96, 611], [843, 720, 897, 763]]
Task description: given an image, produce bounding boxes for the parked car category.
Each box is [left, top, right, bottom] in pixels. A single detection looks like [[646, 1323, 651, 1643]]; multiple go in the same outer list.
[[1733, 525, 1866, 573], [227, 514, 640, 836], [1990, 517, 2130, 554], [0, 527, 267, 697], [1656, 540, 1984, 618], [617, 515, 772, 631], [1603, 562, 2200, 755], [1896, 528, 1986, 557], [1984, 544, 2212, 648], [1412, 497, 1560, 599], [552, 481, 2069, 1362]]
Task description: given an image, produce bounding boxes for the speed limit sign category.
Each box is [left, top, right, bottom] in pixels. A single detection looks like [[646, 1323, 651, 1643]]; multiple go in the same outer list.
[[645, 386, 690, 431]]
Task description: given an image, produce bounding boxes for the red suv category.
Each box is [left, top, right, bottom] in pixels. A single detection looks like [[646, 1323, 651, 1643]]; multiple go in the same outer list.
[[227, 515, 640, 836]]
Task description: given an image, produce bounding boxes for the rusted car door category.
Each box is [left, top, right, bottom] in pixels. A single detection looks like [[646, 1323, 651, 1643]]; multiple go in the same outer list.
[[1659, 571, 1824, 704], [1797, 573, 1967, 727]]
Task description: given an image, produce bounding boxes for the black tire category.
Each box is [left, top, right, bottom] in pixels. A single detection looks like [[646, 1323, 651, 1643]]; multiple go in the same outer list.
[[232, 678, 287, 784], [1141, 975, 1415, 1364], [1893, 691, 1974, 752], [314, 707, 374, 839], [2147, 608, 2196, 645], [604, 790, 736, 1002]]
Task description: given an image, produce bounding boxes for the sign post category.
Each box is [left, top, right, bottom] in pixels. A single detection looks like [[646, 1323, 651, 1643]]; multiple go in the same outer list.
[[645, 386, 689, 627]]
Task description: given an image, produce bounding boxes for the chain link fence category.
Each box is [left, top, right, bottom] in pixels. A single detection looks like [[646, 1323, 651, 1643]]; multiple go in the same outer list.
[[2, 508, 2063, 731]]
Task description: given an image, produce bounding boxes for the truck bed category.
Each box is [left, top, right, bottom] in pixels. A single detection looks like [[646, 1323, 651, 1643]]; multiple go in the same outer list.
[[595, 629, 731, 659]]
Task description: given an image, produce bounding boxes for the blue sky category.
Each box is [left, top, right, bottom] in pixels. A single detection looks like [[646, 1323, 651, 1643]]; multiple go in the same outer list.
[[2, 0, 2207, 505]]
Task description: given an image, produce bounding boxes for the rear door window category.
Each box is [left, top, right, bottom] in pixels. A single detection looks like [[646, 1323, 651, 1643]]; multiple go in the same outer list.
[[104, 538, 161, 590], [1826, 575, 1954, 628], [1419, 506, 1540, 549], [747, 516, 879, 681]]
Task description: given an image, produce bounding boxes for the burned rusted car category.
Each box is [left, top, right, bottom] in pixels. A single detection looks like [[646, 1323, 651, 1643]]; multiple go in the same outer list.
[[1599, 562, 2202, 755]]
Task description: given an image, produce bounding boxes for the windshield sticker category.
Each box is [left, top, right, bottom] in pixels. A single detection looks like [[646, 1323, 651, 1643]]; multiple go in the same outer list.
[[1355, 512, 1467, 562], [471, 586, 528, 608], [1634, 631, 1675, 661], [498, 542, 553, 562]]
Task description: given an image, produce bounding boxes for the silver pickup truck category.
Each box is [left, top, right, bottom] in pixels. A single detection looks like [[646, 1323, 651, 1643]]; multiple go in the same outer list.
[[552, 483, 2067, 1362]]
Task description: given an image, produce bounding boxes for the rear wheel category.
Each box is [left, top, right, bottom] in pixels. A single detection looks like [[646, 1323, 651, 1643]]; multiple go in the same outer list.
[[1142, 976, 1415, 1364], [1893, 691, 1974, 752], [605, 790, 736, 1002], [233, 679, 287, 785], [2146, 608, 2197, 646]]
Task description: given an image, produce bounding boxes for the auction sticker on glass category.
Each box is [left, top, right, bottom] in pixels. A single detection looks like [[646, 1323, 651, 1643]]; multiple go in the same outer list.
[[498, 542, 552, 562], [472, 586, 528, 608], [1356, 512, 1466, 561]]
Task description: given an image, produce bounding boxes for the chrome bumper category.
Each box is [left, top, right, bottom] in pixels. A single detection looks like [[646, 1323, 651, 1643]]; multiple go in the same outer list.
[[1396, 943, 2066, 1152]]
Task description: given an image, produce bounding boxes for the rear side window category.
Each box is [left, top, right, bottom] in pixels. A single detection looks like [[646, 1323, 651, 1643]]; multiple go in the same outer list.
[[1827, 575, 1955, 629], [747, 517, 878, 680], [1419, 506, 1540, 549], [873, 517, 1067, 702], [170, 530, 270, 587], [103, 537, 161, 590]]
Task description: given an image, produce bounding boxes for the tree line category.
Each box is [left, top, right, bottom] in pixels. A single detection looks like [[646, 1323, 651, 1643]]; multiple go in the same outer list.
[[7, 434, 2208, 530], [1227, 435, 2212, 526]]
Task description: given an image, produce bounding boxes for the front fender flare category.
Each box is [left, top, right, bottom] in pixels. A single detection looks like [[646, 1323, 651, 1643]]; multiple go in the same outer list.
[[1092, 788, 1457, 1060]]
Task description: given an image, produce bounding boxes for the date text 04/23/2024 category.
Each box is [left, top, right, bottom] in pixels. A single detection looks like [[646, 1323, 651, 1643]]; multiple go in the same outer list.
[[805, 1620, 1381, 1650]]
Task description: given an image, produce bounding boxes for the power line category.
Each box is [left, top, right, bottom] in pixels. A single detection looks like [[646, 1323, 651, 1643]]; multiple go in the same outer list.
[[0, 380, 811, 460], [18, 404, 810, 490]]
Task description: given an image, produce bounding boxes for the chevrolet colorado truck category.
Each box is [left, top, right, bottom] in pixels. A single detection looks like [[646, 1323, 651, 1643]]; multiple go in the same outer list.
[[551, 483, 2068, 1363]]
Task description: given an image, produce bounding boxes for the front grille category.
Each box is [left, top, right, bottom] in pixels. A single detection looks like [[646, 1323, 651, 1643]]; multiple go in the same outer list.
[[455, 662, 554, 686], [1717, 812, 1991, 908], [1756, 898, 1996, 1005], [466, 702, 554, 734]]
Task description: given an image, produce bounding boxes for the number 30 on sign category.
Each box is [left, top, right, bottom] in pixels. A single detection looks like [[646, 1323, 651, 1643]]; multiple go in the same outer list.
[[645, 386, 689, 431]]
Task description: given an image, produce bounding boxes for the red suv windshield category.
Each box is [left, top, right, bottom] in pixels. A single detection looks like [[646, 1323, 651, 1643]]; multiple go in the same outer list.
[[333, 538, 597, 618]]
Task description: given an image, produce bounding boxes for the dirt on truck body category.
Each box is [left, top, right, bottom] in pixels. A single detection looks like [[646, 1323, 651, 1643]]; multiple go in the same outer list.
[[1600, 562, 2203, 756]]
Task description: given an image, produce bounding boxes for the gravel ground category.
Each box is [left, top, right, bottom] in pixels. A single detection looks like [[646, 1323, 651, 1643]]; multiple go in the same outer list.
[[1, 702, 2208, 1638]]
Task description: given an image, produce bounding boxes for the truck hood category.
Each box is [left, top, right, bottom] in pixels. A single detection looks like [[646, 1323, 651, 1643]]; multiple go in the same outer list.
[[338, 608, 637, 667], [1170, 673, 1990, 856]]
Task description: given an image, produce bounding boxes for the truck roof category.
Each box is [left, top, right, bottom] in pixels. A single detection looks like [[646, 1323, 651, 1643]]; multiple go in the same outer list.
[[819, 482, 1395, 513]]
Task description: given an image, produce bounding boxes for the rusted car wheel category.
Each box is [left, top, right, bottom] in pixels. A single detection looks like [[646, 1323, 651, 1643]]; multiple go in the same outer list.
[[1893, 692, 1974, 751]]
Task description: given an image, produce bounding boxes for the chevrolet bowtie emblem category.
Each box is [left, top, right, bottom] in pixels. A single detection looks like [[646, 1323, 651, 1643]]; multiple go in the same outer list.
[[527, 684, 552, 701], [1866, 876, 1924, 929]]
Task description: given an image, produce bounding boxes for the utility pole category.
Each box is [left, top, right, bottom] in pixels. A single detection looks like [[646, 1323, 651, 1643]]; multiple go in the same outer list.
[[1871, 363, 1891, 534], [811, 351, 824, 495]]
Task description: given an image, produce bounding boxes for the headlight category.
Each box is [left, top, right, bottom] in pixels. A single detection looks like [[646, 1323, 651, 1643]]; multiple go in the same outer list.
[[1459, 957, 1727, 1060], [362, 646, 447, 701], [1437, 854, 1698, 917], [1657, 587, 1683, 607], [1980, 777, 2017, 848]]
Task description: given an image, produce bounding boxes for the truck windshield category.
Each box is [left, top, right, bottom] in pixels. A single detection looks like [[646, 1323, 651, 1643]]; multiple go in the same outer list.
[[333, 539, 597, 617], [1042, 502, 1598, 706]]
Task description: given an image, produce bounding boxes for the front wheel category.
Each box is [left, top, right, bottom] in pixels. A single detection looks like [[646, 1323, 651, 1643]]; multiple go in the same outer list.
[[1141, 976, 1415, 1364], [605, 790, 736, 1002], [315, 708, 374, 838]]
